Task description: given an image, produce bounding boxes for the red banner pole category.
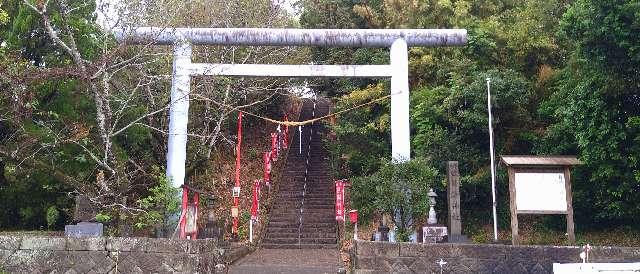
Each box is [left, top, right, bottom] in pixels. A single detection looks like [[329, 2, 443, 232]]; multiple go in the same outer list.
[[335, 180, 345, 222], [180, 186, 188, 239], [283, 115, 289, 148], [270, 133, 278, 161], [251, 180, 259, 221], [193, 192, 199, 239], [232, 112, 243, 237], [263, 152, 271, 186]]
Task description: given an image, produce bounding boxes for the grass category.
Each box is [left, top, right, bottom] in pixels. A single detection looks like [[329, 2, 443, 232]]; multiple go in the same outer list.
[[464, 214, 640, 247], [0, 230, 63, 236], [348, 212, 640, 247]]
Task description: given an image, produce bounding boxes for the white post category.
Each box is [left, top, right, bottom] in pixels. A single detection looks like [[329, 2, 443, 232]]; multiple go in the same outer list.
[[249, 220, 253, 243], [299, 126, 302, 155], [390, 39, 410, 163], [486, 78, 498, 242], [354, 223, 358, 240], [166, 40, 192, 189]]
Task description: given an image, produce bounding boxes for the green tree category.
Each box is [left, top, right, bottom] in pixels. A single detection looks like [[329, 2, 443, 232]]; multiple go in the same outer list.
[[538, 0, 640, 223], [0, 0, 305, 232], [304, 0, 574, 232]]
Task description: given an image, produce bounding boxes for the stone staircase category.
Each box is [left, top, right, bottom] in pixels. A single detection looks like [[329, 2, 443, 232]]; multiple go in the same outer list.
[[262, 99, 337, 249]]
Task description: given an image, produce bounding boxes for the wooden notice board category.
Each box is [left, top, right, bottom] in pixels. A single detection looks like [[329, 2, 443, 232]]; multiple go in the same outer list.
[[501, 155, 581, 245]]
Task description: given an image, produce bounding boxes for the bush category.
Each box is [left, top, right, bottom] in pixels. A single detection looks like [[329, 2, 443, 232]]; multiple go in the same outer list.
[[351, 158, 439, 240], [45, 206, 59, 229], [134, 169, 180, 230]]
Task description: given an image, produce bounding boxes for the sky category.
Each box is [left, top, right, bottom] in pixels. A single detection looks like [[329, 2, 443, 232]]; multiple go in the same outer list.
[[95, 0, 300, 30]]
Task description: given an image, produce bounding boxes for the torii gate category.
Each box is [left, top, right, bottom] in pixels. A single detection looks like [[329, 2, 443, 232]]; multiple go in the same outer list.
[[115, 28, 467, 189]]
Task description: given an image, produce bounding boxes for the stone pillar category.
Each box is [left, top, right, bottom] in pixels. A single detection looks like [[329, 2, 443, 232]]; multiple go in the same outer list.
[[390, 39, 410, 163], [166, 40, 192, 189], [447, 161, 468, 242]]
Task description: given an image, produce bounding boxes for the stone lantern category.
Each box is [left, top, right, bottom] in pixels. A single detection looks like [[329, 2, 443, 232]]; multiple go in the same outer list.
[[423, 188, 448, 244], [427, 188, 438, 225]]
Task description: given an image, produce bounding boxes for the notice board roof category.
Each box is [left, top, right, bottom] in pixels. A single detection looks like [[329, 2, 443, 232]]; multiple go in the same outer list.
[[500, 155, 582, 167]]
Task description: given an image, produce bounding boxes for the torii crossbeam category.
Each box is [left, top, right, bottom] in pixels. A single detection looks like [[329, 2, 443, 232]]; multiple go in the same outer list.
[[115, 27, 468, 189]]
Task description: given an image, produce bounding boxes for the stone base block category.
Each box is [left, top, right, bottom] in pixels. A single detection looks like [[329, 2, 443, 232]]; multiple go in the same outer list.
[[447, 234, 470, 243], [65, 222, 104, 238]]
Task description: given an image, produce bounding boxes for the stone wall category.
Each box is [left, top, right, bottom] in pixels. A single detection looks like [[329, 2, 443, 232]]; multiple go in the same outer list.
[[0, 236, 232, 273], [352, 240, 640, 274]]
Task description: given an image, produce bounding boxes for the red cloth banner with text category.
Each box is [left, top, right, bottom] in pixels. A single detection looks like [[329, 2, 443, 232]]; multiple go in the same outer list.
[[232, 112, 243, 235], [283, 115, 289, 148], [270, 133, 278, 161], [263, 152, 272, 186], [251, 180, 260, 221], [335, 180, 345, 222]]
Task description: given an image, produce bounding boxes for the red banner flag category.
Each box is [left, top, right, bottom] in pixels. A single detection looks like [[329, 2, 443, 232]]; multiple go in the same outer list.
[[179, 187, 188, 238], [349, 209, 358, 224], [251, 180, 260, 221], [263, 152, 272, 186], [270, 133, 278, 161], [283, 115, 289, 148], [335, 180, 345, 222], [232, 112, 243, 235]]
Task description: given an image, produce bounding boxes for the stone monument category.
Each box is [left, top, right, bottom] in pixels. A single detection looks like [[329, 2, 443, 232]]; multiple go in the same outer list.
[[64, 195, 103, 238], [200, 210, 223, 240], [446, 161, 469, 242]]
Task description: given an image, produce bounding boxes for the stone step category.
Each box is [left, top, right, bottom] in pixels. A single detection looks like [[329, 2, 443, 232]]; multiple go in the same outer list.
[[278, 184, 334, 188], [262, 237, 337, 245], [276, 189, 334, 194], [269, 210, 335, 216], [277, 191, 334, 195], [275, 196, 334, 200], [266, 222, 300, 228], [278, 186, 334, 190], [300, 238, 337, 244], [261, 237, 298, 244], [267, 222, 336, 229], [271, 205, 334, 210], [277, 189, 334, 193], [280, 174, 331, 177], [271, 204, 334, 210], [277, 187, 334, 192], [279, 182, 332, 186], [280, 173, 331, 177], [282, 177, 333, 180], [273, 200, 334, 205], [261, 243, 337, 249], [266, 232, 336, 239], [272, 197, 333, 202], [268, 213, 335, 219], [271, 205, 334, 211], [277, 191, 334, 196], [269, 216, 335, 223], [281, 174, 331, 178], [271, 207, 336, 213], [266, 227, 336, 234], [291, 184, 333, 187], [271, 202, 335, 210], [268, 220, 336, 226], [272, 198, 334, 204], [300, 222, 336, 228]]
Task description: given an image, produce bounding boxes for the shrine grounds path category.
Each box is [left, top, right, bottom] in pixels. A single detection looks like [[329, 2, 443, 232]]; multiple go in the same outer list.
[[229, 99, 343, 273]]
